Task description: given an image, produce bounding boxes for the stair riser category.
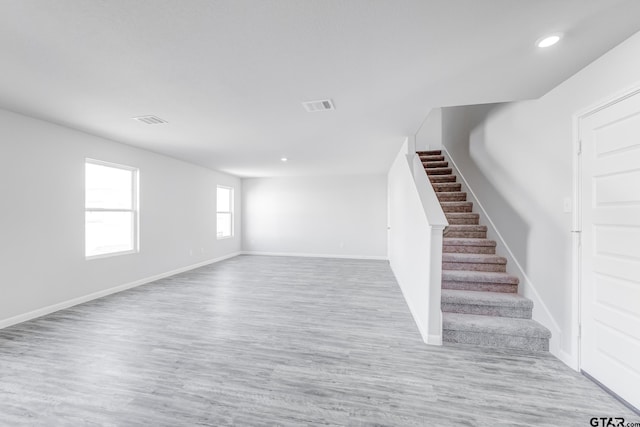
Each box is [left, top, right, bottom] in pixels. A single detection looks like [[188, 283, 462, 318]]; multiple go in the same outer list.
[[441, 204, 473, 213], [445, 225, 487, 235], [429, 175, 457, 183], [446, 217, 479, 225], [443, 330, 549, 352], [447, 225, 487, 231], [425, 168, 453, 175], [432, 183, 462, 192], [423, 161, 448, 168], [437, 193, 467, 202], [441, 303, 532, 319], [442, 271, 517, 285], [444, 231, 487, 238], [420, 155, 444, 162], [443, 245, 496, 254], [442, 280, 517, 293], [446, 225, 486, 232], [443, 262, 506, 272]]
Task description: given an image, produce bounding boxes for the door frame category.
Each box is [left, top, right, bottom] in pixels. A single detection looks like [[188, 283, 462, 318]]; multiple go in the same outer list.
[[572, 82, 640, 372]]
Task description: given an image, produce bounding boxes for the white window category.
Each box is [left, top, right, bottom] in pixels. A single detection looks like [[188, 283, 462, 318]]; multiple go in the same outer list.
[[85, 159, 139, 259], [217, 185, 234, 239]]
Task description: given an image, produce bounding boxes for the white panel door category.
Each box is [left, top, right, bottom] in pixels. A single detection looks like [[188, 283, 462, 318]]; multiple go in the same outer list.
[[580, 90, 640, 410]]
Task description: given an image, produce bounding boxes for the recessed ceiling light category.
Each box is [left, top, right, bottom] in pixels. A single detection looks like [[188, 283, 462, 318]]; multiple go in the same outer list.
[[536, 33, 562, 48], [280, 157, 288, 162]]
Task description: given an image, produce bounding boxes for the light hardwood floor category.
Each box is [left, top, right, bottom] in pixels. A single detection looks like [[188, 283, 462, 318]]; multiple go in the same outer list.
[[0, 255, 636, 426]]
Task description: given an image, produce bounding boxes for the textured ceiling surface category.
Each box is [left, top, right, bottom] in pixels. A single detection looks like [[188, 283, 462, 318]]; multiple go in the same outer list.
[[2, 0, 640, 177]]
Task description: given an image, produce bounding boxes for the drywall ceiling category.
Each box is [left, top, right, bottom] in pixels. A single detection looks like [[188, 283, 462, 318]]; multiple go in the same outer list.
[[2, 1, 640, 177]]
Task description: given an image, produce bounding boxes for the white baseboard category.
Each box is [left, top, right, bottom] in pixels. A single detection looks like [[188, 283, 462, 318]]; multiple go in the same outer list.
[[442, 146, 566, 361], [427, 333, 443, 346], [0, 252, 241, 330], [557, 349, 579, 371], [241, 251, 388, 261]]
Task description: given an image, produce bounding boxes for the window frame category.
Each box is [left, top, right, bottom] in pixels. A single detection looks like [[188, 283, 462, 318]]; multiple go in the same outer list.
[[216, 185, 234, 240], [85, 158, 140, 260]]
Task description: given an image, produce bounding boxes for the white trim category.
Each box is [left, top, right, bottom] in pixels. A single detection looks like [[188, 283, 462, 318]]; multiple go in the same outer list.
[[575, 85, 640, 121], [85, 158, 140, 259], [85, 157, 138, 172], [241, 251, 388, 261], [427, 334, 443, 346], [557, 350, 578, 370], [0, 252, 241, 330], [570, 109, 584, 372], [442, 146, 564, 358], [572, 81, 640, 374], [216, 185, 235, 239], [85, 248, 138, 261]]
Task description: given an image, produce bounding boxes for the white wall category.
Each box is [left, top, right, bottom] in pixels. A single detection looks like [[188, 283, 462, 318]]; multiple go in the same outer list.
[[441, 30, 640, 367], [0, 108, 241, 326], [415, 108, 442, 152], [242, 175, 387, 259]]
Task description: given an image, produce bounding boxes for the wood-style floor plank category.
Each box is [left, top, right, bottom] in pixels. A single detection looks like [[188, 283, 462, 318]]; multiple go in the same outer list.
[[0, 255, 636, 426]]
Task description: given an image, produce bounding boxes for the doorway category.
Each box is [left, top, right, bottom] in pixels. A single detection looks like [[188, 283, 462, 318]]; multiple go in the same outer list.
[[577, 87, 640, 411]]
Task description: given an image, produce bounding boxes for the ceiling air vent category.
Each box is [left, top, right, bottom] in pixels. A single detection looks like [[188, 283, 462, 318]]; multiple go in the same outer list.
[[302, 99, 335, 112], [132, 115, 168, 125]]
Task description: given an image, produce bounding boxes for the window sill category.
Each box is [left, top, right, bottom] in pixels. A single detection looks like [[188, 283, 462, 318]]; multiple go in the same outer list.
[[86, 249, 139, 261]]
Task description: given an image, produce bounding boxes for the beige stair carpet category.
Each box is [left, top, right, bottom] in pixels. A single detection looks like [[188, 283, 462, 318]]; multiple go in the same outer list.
[[417, 150, 551, 351]]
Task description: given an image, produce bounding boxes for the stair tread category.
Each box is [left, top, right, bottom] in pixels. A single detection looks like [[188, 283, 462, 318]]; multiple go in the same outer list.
[[442, 253, 506, 264], [443, 270, 518, 285], [429, 175, 457, 182], [437, 191, 467, 197], [423, 161, 448, 167], [421, 155, 445, 162], [444, 238, 496, 247], [432, 183, 461, 190], [441, 289, 532, 308], [443, 270, 518, 284], [443, 313, 551, 338], [438, 194, 468, 203], [416, 150, 441, 155], [440, 201, 472, 206], [446, 213, 479, 220]]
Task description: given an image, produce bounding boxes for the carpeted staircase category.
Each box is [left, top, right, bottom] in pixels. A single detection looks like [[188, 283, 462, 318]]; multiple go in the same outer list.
[[418, 150, 551, 351]]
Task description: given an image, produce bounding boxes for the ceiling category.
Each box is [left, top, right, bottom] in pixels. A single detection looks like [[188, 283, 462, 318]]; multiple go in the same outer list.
[[2, 1, 640, 177]]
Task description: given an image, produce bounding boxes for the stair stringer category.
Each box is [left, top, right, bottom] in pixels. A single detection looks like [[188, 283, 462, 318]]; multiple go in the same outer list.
[[441, 146, 565, 362]]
